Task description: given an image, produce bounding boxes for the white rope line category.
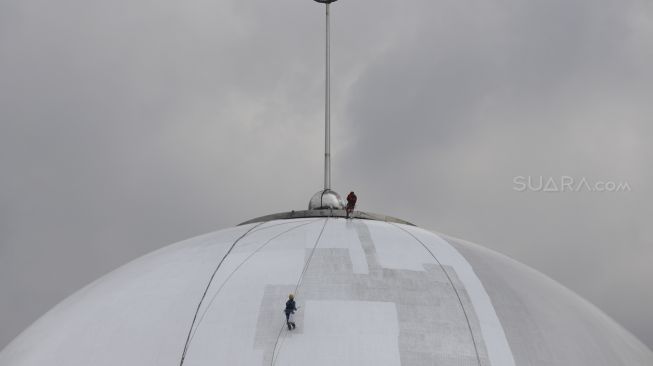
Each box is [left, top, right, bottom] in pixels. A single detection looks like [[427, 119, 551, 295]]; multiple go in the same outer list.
[[270, 218, 329, 366]]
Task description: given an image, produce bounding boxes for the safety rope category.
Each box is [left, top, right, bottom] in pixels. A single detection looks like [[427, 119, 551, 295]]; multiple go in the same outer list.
[[187, 219, 322, 345], [390, 223, 482, 366], [270, 218, 329, 366]]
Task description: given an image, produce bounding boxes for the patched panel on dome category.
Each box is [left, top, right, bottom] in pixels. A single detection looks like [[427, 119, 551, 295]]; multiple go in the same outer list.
[[5, 217, 649, 366], [253, 220, 491, 366]]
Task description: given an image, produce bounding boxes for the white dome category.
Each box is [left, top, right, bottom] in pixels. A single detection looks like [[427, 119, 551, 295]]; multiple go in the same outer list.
[[1, 215, 651, 366]]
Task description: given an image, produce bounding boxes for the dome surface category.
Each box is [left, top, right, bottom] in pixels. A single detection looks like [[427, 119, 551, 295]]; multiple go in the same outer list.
[[1, 216, 651, 366]]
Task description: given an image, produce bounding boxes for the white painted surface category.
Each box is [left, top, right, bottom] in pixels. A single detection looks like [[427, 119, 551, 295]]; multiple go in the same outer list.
[[184, 219, 326, 366], [367, 221, 427, 272], [1, 217, 651, 366], [401, 225, 517, 366], [319, 220, 369, 274], [274, 301, 400, 366], [0, 224, 256, 366]]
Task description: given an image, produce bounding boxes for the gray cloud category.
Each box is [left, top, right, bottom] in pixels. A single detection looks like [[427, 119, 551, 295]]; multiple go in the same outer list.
[[1, 0, 652, 351]]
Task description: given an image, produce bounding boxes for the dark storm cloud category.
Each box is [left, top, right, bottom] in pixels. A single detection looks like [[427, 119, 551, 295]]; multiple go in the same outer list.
[[1, 0, 652, 351]]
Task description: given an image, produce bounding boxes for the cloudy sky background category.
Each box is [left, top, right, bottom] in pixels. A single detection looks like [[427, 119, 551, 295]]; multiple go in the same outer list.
[[1, 0, 652, 350]]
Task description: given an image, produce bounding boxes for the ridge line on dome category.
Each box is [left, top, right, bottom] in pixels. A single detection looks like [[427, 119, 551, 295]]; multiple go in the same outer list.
[[183, 219, 323, 357], [178, 221, 267, 366], [389, 222, 483, 366]]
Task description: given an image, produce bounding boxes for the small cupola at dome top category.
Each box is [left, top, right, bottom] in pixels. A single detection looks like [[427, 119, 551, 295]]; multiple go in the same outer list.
[[308, 189, 344, 210]]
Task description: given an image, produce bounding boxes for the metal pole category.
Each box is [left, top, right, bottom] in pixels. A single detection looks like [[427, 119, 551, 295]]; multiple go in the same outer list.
[[324, 3, 331, 190]]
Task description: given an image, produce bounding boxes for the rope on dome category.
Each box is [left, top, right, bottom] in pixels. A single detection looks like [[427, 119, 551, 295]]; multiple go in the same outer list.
[[187, 219, 323, 345], [270, 217, 329, 366], [179, 218, 324, 365]]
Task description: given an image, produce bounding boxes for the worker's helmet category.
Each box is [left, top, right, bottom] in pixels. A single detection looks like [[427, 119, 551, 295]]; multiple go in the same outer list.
[[289, 294, 294, 300]]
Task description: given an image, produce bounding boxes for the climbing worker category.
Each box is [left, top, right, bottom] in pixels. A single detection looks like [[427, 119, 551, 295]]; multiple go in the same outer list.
[[285, 294, 297, 330], [346, 191, 357, 218]]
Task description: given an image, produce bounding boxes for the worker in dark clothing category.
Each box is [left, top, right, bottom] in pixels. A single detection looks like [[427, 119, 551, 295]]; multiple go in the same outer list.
[[346, 191, 357, 218], [285, 294, 297, 330]]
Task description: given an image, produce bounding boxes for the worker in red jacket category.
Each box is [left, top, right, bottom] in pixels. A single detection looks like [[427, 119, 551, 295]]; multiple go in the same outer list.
[[346, 191, 357, 218]]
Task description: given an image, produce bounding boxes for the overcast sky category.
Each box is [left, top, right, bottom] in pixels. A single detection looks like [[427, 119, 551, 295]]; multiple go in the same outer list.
[[1, 0, 652, 351]]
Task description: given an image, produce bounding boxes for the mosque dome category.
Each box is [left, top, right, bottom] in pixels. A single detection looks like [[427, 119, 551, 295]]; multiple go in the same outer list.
[[1, 211, 651, 366]]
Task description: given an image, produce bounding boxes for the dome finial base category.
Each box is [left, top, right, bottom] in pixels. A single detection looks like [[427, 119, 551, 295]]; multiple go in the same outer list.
[[308, 189, 344, 210]]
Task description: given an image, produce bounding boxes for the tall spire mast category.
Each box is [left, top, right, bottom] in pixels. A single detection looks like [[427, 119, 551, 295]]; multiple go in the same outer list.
[[315, 0, 337, 190], [308, 0, 343, 211], [324, 1, 331, 190]]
